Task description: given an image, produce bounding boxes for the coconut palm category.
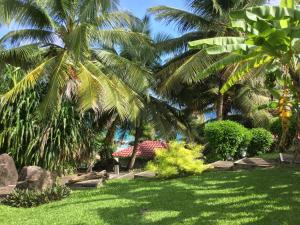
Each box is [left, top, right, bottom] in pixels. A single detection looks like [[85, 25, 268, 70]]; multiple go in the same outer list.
[[0, 0, 150, 119], [149, 0, 266, 120], [92, 16, 190, 169]]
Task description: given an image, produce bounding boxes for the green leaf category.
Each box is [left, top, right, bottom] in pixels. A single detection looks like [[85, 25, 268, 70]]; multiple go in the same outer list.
[[195, 53, 251, 81], [205, 44, 254, 54], [231, 6, 300, 22], [280, 0, 295, 8], [1, 58, 54, 102], [77, 63, 104, 112], [220, 55, 273, 94], [189, 37, 246, 49]]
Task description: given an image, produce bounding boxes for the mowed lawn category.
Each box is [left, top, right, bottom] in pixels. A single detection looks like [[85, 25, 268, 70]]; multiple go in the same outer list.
[[1, 168, 300, 225]]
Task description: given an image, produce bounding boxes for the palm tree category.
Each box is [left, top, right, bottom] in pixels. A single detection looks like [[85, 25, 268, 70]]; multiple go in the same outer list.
[[149, 0, 266, 120], [95, 16, 190, 169], [0, 0, 150, 119]]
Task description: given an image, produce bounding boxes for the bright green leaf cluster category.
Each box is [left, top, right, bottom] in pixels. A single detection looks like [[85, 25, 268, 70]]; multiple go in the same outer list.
[[146, 141, 208, 178]]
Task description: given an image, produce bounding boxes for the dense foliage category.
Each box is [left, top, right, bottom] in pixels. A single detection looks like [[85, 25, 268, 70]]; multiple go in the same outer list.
[[2, 185, 71, 208], [146, 141, 208, 178], [189, 0, 300, 154], [0, 0, 292, 172], [204, 120, 274, 160], [204, 120, 252, 161], [0, 68, 95, 172], [248, 128, 274, 156]]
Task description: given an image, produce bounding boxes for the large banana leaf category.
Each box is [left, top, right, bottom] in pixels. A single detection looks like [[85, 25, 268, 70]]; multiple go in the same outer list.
[[189, 37, 246, 49]]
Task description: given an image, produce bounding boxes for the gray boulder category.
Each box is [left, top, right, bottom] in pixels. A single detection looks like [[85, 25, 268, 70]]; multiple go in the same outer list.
[[17, 166, 56, 192], [0, 154, 18, 187]]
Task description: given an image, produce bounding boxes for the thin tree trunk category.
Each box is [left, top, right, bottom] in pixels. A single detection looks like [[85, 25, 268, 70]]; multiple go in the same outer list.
[[127, 125, 143, 170], [216, 93, 224, 121], [216, 77, 224, 121]]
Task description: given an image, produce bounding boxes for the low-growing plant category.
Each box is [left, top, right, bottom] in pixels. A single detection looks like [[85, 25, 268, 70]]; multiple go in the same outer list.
[[2, 185, 71, 208], [146, 141, 208, 178], [248, 128, 274, 156], [204, 120, 251, 161]]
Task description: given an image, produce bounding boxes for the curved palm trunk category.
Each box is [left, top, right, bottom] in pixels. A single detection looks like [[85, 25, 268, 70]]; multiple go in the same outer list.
[[127, 125, 143, 170], [102, 116, 118, 160]]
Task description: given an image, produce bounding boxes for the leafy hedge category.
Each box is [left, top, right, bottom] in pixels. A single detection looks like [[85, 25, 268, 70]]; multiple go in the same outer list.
[[248, 128, 274, 156], [204, 120, 252, 161], [204, 120, 273, 161], [146, 141, 208, 178]]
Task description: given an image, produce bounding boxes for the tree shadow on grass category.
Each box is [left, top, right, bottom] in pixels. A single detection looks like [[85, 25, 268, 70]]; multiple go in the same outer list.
[[94, 168, 300, 225]]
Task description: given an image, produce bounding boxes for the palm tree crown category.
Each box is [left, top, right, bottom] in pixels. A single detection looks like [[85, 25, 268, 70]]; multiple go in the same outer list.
[[0, 0, 151, 119]]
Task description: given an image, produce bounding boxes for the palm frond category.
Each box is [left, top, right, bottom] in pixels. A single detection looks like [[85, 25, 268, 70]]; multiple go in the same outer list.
[[156, 31, 216, 54], [161, 49, 217, 94], [1, 57, 54, 102], [94, 50, 150, 93], [90, 29, 150, 48], [1, 0, 54, 29], [98, 11, 140, 29], [77, 62, 104, 112], [38, 52, 69, 117], [0, 44, 41, 67], [148, 6, 210, 32], [0, 29, 57, 46]]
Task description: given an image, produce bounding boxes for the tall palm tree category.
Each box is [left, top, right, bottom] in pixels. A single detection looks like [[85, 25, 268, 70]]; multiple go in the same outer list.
[[0, 0, 150, 119], [149, 0, 266, 120], [96, 16, 190, 169]]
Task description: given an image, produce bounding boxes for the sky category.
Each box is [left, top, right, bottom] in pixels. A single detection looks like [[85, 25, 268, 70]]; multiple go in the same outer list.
[[0, 0, 280, 39], [119, 0, 185, 36], [0, 0, 185, 38]]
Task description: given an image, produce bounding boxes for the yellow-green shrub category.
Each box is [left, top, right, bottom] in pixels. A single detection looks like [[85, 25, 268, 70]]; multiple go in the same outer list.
[[146, 141, 208, 178]]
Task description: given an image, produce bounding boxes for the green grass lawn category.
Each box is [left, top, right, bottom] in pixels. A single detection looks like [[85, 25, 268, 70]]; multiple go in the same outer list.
[[1, 168, 300, 225]]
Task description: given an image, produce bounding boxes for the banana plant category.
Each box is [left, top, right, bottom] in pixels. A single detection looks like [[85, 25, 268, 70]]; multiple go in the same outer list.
[[189, 0, 300, 151]]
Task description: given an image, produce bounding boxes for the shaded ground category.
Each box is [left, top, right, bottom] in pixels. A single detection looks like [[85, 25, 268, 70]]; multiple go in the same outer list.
[[1, 168, 300, 225]]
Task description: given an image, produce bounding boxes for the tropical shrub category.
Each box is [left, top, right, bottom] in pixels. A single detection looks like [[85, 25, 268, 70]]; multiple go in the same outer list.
[[0, 66, 97, 172], [248, 128, 274, 156], [204, 120, 252, 161], [0, 91, 95, 172], [146, 141, 208, 178], [2, 185, 71, 208]]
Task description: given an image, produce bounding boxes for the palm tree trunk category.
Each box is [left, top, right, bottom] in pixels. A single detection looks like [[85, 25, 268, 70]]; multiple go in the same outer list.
[[216, 93, 224, 121], [127, 125, 143, 170], [102, 116, 118, 160], [216, 77, 224, 121]]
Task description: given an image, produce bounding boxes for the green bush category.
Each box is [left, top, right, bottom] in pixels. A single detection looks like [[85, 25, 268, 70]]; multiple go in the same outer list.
[[146, 141, 208, 178], [2, 185, 71, 208], [248, 128, 274, 156], [204, 120, 252, 161]]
